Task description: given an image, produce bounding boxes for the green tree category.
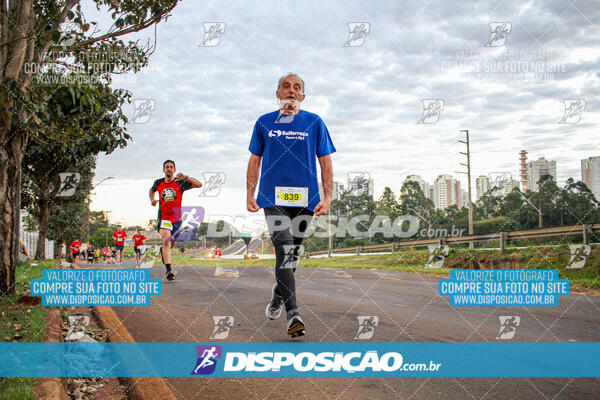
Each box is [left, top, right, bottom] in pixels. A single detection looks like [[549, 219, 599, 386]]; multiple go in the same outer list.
[[48, 196, 89, 260], [89, 227, 110, 249], [399, 180, 435, 236], [329, 190, 376, 247], [564, 178, 599, 206], [88, 210, 108, 239], [375, 187, 399, 218], [442, 204, 468, 233], [1, 0, 179, 295], [474, 193, 502, 220], [21, 72, 130, 259], [557, 180, 600, 226]]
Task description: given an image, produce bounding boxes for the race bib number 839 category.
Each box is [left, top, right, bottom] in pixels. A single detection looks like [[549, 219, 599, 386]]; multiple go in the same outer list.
[[275, 186, 308, 207]]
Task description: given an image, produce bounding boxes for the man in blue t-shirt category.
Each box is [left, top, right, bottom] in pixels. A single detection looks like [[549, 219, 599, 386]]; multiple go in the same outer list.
[[247, 73, 336, 338]]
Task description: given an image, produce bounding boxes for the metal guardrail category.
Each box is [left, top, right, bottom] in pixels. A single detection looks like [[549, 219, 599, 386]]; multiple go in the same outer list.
[[308, 223, 600, 257]]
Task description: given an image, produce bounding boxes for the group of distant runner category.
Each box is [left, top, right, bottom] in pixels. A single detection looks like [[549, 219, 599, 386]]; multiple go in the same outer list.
[[68, 227, 148, 267]]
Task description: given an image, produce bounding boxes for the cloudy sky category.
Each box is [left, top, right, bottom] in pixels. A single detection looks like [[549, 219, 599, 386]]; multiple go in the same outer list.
[[88, 0, 600, 230]]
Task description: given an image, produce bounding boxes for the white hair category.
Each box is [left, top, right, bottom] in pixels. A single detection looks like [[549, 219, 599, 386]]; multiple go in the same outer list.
[[277, 73, 305, 92]]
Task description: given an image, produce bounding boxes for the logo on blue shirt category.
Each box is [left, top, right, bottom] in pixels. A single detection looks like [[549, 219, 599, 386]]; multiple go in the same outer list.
[[267, 130, 308, 139]]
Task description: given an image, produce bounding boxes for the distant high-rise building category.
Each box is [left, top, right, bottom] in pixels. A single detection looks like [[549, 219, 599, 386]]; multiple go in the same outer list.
[[333, 181, 344, 200], [459, 188, 469, 208], [476, 176, 490, 200], [320, 181, 345, 200], [581, 156, 600, 200], [490, 178, 520, 197], [401, 175, 432, 200], [519, 150, 528, 192], [433, 174, 461, 210], [526, 157, 557, 191], [347, 173, 374, 198]]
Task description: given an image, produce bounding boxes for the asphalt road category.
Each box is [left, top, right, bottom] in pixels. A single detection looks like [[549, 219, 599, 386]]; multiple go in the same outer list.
[[95, 260, 600, 400]]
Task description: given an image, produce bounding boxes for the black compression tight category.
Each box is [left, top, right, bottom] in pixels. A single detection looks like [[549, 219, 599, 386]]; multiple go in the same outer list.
[[264, 206, 314, 313]]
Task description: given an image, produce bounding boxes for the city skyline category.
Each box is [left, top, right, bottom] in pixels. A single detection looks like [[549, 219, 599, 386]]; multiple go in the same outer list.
[[92, 151, 599, 228]]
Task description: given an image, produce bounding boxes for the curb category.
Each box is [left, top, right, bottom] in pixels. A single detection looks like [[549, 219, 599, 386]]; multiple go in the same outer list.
[[33, 309, 69, 400], [70, 263, 178, 400]]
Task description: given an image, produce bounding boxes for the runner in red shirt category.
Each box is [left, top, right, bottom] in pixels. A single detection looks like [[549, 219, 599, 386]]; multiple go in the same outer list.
[[112, 225, 127, 264], [101, 247, 109, 264], [70, 239, 82, 265], [149, 160, 202, 280], [132, 230, 147, 267]]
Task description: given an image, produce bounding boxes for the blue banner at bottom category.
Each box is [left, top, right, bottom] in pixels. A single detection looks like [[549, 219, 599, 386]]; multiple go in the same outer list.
[[1, 342, 598, 378]]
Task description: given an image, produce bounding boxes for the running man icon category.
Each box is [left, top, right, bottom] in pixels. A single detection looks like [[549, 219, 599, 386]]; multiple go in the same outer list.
[[210, 316, 234, 339], [191, 345, 222, 375], [497, 316, 520, 340], [355, 316, 379, 339], [57, 173, 81, 197]]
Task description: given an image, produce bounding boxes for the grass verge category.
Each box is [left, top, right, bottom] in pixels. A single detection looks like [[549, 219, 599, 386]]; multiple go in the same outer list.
[[170, 244, 599, 291], [0, 260, 55, 400]]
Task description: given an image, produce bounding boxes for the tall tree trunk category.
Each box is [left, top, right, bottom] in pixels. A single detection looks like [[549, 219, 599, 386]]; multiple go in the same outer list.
[[35, 193, 50, 260], [0, 126, 28, 296], [54, 240, 62, 261]]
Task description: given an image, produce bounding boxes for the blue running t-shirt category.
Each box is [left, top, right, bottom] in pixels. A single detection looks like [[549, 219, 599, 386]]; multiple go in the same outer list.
[[249, 110, 336, 211]]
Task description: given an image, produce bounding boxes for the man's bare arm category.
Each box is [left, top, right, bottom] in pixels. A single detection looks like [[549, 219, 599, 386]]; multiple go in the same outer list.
[[186, 176, 203, 189], [314, 155, 333, 216], [247, 154, 261, 212], [175, 173, 203, 189], [149, 188, 158, 206]]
